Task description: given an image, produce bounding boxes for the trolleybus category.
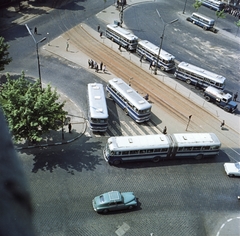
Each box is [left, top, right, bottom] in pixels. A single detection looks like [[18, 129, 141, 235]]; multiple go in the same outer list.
[[88, 83, 108, 132], [174, 62, 226, 89], [199, 0, 225, 11], [106, 24, 138, 51], [187, 13, 216, 31], [106, 78, 152, 123], [136, 40, 176, 71], [103, 133, 221, 165]]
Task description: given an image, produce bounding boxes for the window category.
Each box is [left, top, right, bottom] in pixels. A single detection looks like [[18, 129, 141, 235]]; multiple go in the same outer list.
[[193, 146, 201, 151], [202, 146, 210, 150], [122, 151, 129, 155], [130, 150, 138, 154], [140, 150, 146, 154]]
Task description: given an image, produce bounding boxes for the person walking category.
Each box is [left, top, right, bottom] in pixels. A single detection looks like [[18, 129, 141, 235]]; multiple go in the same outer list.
[[98, 25, 100, 32], [233, 92, 238, 101], [140, 54, 144, 62], [100, 62, 103, 71], [103, 65, 106, 73], [163, 126, 167, 134], [95, 64, 99, 72], [68, 123, 72, 133], [66, 41, 69, 51], [149, 61, 153, 70], [220, 120, 225, 129], [34, 27, 37, 34]]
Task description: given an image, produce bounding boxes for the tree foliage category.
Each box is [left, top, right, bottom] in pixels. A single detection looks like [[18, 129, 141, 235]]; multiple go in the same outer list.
[[0, 72, 67, 142], [0, 37, 12, 71], [193, 0, 202, 11]]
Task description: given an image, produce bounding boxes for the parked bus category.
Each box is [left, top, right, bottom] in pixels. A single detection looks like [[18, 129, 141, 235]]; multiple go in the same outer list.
[[106, 24, 138, 51], [187, 12, 216, 32], [174, 62, 226, 89], [136, 40, 176, 71], [199, 0, 225, 11], [103, 133, 221, 165], [88, 83, 108, 132], [106, 78, 152, 123]]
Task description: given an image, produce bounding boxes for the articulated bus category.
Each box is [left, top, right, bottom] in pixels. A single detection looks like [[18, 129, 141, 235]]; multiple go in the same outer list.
[[136, 40, 176, 71], [106, 24, 138, 51], [199, 0, 225, 11], [106, 78, 152, 123], [88, 83, 108, 132], [174, 62, 226, 90], [103, 133, 221, 165]]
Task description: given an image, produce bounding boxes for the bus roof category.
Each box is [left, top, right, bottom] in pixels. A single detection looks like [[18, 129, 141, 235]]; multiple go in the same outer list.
[[191, 12, 215, 22], [138, 40, 175, 61], [88, 83, 108, 119], [177, 62, 226, 84], [171, 133, 221, 147], [108, 134, 170, 151], [109, 78, 152, 110], [107, 24, 138, 41]]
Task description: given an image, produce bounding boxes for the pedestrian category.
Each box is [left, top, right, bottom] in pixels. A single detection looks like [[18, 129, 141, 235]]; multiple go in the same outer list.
[[140, 54, 144, 62], [66, 41, 69, 51], [100, 62, 103, 71], [149, 61, 153, 70], [103, 65, 106, 73], [233, 92, 238, 101], [91, 60, 94, 68], [95, 64, 99, 72], [88, 59, 92, 67], [34, 27, 37, 34], [98, 25, 100, 32], [118, 44, 122, 51], [163, 126, 167, 134], [143, 94, 149, 100], [220, 120, 225, 129], [100, 32, 103, 37], [68, 123, 72, 133]]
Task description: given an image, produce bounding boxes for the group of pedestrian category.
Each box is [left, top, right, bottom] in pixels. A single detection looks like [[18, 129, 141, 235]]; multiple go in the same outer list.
[[88, 59, 106, 73]]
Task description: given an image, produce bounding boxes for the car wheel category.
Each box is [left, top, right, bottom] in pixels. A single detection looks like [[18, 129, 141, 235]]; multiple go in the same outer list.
[[113, 160, 121, 165], [195, 154, 203, 160], [229, 174, 234, 177], [128, 205, 133, 210], [102, 209, 108, 213], [224, 107, 230, 112]]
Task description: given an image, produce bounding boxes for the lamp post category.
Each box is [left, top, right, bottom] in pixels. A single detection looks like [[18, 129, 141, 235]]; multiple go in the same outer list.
[[154, 10, 178, 75], [25, 24, 46, 90]]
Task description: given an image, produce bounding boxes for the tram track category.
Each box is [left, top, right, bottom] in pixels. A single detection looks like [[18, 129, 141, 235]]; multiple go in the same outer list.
[[59, 23, 239, 141]]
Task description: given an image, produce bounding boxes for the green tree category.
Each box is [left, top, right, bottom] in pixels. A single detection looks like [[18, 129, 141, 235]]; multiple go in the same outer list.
[[193, 0, 202, 11], [215, 9, 226, 26], [235, 19, 240, 36], [0, 72, 67, 143], [0, 37, 12, 71]]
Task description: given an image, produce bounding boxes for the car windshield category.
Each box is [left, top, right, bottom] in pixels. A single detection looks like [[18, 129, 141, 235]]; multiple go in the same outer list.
[[99, 195, 105, 203], [235, 162, 240, 170]]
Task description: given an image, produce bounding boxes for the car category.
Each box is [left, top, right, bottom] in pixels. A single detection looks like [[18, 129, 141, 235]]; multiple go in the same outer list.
[[224, 162, 240, 177], [92, 191, 137, 213]]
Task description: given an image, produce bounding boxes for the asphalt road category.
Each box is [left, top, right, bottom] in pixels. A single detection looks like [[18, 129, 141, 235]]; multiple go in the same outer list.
[[1, 0, 240, 235]]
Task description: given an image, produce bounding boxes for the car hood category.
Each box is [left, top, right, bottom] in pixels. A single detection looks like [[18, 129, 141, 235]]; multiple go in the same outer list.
[[224, 163, 240, 173]]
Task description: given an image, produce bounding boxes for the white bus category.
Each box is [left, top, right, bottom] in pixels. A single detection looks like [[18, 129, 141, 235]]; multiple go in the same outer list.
[[187, 13, 216, 31], [88, 83, 108, 132], [136, 40, 176, 71], [174, 62, 226, 89], [106, 24, 138, 51], [199, 0, 225, 11], [106, 78, 152, 123], [103, 133, 221, 165]]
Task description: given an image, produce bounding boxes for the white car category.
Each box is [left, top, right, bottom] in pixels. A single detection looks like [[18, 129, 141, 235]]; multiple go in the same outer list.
[[224, 162, 240, 177]]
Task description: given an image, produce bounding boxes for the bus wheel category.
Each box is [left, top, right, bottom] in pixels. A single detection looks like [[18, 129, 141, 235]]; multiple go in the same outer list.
[[186, 79, 191, 84], [195, 154, 203, 160], [107, 92, 111, 98], [203, 26, 207, 31], [113, 160, 121, 165], [224, 106, 230, 112], [160, 66, 165, 71], [153, 157, 160, 163], [124, 108, 128, 115], [205, 96, 210, 102], [193, 21, 195, 24]]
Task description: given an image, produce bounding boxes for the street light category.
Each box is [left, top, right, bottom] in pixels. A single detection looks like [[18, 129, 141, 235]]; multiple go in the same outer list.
[[25, 24, 46, 90], [154, 10, 178, 75]]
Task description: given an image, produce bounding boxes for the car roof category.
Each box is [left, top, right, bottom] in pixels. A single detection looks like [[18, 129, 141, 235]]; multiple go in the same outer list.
[[107, 191, 122, 202]]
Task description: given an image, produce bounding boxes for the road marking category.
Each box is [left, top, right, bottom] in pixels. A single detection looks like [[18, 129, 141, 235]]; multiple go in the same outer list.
[[112, 121, 128, 136], [120, 120, 138, 136], [129, 120, 145, 135]]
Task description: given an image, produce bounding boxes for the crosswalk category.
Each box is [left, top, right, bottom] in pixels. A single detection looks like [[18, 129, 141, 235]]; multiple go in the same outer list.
[[85, 119, 163, 138]]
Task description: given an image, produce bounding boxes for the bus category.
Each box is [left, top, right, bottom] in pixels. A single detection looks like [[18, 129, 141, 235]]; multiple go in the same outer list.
[[187, 13, 216, 31], [106, 78, 152, 123], [103, 133, 221, 165], [106, 24, 138, 51], [199, 0, 225, 11], [174, 62, 226, 90], [87, 83, 108, 132], [136, 40, 176, 71]]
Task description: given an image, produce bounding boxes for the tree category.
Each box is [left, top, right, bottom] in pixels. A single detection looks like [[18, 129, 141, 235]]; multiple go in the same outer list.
[[193, 0, 202, 11], [0, 72, 67, 143], [215, 9, 226, 26], [0, 37, 12, 71]]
